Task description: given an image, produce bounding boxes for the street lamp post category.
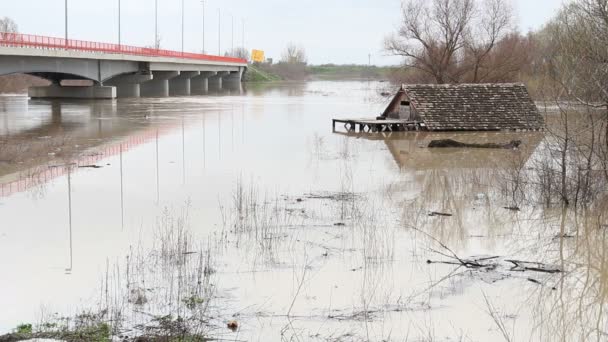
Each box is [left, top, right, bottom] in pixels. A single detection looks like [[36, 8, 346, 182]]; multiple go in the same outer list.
[[64, 0, 68, 43], [218, 8, 221, 56], [118, 0, 121, 47], [201, 0, 205, 53], [155, 0, 158, 49], [181, 0, 185, 54]]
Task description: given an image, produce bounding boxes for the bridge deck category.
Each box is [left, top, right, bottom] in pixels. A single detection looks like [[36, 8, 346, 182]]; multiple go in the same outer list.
[[332, 118, 422, 133], [0, 32, 246, 65]]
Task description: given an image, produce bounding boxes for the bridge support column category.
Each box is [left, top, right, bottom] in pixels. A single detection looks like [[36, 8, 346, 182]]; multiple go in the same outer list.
[[169, 71, 200, 96], [28, 85, 116, 99], [191, 71, 216, 95], [223, 69, 244, 94], [208, 71, 230, 92], [104, 73, 153, 98], [140, 71, 180, 97], [223, 69, 244, 85]]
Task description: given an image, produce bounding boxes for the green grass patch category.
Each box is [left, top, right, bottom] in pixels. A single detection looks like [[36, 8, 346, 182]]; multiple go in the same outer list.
[[309, 64, 395, 80], [244, 65, 282, 82]]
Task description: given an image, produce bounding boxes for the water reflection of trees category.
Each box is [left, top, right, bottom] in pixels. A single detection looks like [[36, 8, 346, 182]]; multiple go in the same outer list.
[[500, 108, 608, 208], [346, 131, 543, 249], [396, 162, 608, 341], [340, 127, 607, 340], [527, 206, 608, 341]]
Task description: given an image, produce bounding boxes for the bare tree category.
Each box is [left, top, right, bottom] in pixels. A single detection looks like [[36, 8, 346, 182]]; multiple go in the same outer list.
[[463, 0, 514, 82], [225, 47, 250, 60], [548, 0, 608, 171], [233, 47, 250, 60], [0, 17, 18, 34], [281, 43, 307, 65], [0, 17, 18, 42], [385, 0, 474, 83], [499, 0, 608, 206], [385, 0, 518, 84]]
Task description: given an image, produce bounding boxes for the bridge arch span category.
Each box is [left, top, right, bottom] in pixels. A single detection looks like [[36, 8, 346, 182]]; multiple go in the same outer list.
[[0, 55, 140, 84]]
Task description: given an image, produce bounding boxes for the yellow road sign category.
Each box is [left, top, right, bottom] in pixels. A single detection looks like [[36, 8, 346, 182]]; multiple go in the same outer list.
[[251, 49, 265, 63]]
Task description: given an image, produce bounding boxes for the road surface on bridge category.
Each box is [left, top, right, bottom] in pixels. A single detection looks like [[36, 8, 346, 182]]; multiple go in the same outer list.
[[0, 32, 248, 98]]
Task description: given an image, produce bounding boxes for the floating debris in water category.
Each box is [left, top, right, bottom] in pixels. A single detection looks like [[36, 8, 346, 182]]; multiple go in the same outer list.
[[227, 320, 239, 331], [428, 139, 522, 149], [304, 191, 359, 201], [428, 211, 453, 217]]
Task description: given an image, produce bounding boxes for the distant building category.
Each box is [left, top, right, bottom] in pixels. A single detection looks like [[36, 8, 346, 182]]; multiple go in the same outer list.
[[382, 83, 544, 131]]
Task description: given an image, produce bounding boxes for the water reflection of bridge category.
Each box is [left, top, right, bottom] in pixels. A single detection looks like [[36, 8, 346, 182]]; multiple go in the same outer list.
[[0, 96, 239, 197]]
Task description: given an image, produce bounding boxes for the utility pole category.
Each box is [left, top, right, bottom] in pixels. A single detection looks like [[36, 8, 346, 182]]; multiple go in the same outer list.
[[64, 0, 68, 43], [155, 0, 158, 48], [203, 4, 206, 53], [118, 0, 121, 47], [181, 0, 185, 54], [231, 14, 234, 56], [241, 18, 244, 51], [218, 8, 221, 55], [154, 0, 158, 49]]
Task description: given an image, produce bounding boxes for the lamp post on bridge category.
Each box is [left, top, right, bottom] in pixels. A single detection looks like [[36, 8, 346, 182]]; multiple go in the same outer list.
[[181, 0, 185, 55], [218, 8, 221, 56], [64, 0, 68, 44], [154, 0, 158, 49], [201, 0, 206, 54], [118, 0, 121, 47]]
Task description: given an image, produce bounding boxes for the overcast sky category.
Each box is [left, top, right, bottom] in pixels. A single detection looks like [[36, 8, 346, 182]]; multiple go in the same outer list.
[[3, 0, 567, 65]]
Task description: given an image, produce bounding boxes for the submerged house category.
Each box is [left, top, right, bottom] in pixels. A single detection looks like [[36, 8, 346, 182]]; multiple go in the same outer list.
[[382, 83, 544, 131]]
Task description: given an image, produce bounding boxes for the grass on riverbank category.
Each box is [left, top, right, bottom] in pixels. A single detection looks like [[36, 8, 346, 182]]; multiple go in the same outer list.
[[244, 63, 397, 83], [243, 64, 282, 82], [0, 206, 215, 342], [308, 64, 395, 80], [0, 321, 111, 342]]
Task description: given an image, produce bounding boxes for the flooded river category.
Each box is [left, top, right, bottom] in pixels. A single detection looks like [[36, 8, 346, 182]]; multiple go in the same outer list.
[[0, 81, 606, 341]]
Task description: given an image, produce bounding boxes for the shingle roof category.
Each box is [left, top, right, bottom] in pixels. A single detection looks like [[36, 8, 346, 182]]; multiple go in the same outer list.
[[402, 83, 544, 131]]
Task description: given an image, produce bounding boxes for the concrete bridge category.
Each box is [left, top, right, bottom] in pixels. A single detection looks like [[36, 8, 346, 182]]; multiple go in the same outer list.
[[0, 33, 247, 99]]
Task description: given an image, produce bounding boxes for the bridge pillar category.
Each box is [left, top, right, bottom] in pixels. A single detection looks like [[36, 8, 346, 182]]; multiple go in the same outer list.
[[223, 69, 244, 85], [169, 71, 200, 96], [223, 69, 244, 94], [140, 71, 180, 97], [208, 71, 230, 92], [28, 85, 116, 99], [191, 71, 216, 95], [104, 73, 153, 98]]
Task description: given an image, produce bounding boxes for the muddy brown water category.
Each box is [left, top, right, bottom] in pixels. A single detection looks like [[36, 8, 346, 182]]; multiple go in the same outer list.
[[0, 82, 606, 341]]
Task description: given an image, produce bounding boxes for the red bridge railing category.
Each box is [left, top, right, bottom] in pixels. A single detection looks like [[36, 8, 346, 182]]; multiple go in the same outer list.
[[0, 32, 247, 64]]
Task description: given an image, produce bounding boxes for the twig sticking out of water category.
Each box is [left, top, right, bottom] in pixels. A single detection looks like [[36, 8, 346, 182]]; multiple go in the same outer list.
[[482, 292, 513, 342], [410, 226, 495, 268], [505, 260, 562, 274], [411, 226, 562, 275]]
